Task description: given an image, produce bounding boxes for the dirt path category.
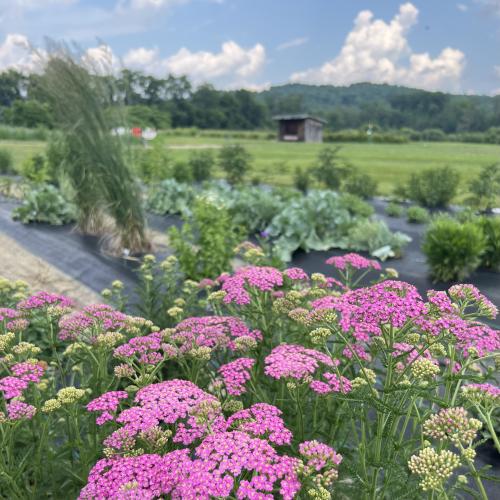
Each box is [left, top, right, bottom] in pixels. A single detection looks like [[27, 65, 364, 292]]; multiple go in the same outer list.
[[0, 233, 101, 307]]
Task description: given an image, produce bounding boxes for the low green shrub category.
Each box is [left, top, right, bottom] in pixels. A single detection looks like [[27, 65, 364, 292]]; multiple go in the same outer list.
[[476, 216, 500, 271], [311, 146, 348, 190], [168, 198, 242, 280], [467, 164, 500, 212], [385, 202, 404, 217], [12, 184, 76, 225], [188, 150, 214, 182], [406, 205, 430, 224], [219, 143, 251, 185], [172, 161, 192, 183], [348, 218, 411, 260], [342, 169, 378, 199], [134, 144, 171, 183], [20, 153, 51, 183], [294, 167, 310, 194], [0, 148, 14, 174], [406, 166, 460, 208], [422, 215, 486, 282]]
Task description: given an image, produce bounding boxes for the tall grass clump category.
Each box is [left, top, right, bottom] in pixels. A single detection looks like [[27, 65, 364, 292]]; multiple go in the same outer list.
[[39, 42, 150, 253]]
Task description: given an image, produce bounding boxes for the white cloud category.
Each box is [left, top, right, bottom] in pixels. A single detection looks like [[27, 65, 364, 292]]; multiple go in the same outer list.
[[276, 36, 308, 51], [290, 2, 465, 91], [117, 0, 188, 11], [457, 3, 468, 11], [0, 33, 41, 73], [475, 0, 500, 16], [494, 65, 500, 77], [124, 41, 266, 81]]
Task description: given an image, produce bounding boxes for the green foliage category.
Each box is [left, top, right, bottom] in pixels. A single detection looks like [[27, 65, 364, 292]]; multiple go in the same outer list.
[[405, 166, 460, 208], [311, 146, 348, 190], [146, 179, 195, 216], [21, 153, 51, 183], [135, 144, 171, 183], [12, 183, 76, 225], [406, 205, 430, 224], [168, 198, 242, 280], [172, 160, 192, 183], [422, 215, 486, 282], [467, 164, 500, 212], [265, 190, 403, 262], [476, 216, 500, 271], [0, 147, 13, 174], [385, 202, 404, 217], [219, 143, 251, 185], [188, 150, 214, 182], [294, 167, 310, 194], [4, 99, 53, 129], [125, 104, 171, 129], [342, 168, 378, 199], [0, 124, 49, 141], [348, 218, 411, 260]]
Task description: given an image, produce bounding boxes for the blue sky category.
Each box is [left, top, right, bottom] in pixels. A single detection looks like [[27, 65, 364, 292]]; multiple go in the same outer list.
[[1, 0, 499, 94]]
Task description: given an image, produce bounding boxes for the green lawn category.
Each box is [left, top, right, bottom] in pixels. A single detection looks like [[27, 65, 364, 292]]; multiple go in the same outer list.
[[2, 135, 499, 199], [159, 135, 500, 197]]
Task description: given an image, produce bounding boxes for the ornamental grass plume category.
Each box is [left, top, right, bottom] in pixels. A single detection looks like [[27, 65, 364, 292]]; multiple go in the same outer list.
[[40, 42, 150, 253]]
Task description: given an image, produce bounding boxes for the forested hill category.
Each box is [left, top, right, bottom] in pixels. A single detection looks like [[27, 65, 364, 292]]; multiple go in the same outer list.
[[258, 83, 500, 132]]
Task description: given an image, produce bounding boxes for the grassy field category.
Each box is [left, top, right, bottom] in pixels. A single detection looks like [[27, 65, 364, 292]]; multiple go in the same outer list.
[[2, 135, 499, 198]]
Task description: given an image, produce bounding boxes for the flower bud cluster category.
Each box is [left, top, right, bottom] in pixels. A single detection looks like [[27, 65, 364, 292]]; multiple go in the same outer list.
[[423, 407, 482, 446], [408, 447, 460, 492]]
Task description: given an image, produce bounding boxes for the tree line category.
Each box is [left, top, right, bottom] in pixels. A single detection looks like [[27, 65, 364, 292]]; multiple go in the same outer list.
[[1, 68, 500, 134]]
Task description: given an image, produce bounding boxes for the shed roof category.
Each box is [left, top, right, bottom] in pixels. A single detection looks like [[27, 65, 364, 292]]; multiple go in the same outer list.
[[272, 114, 327, 124]]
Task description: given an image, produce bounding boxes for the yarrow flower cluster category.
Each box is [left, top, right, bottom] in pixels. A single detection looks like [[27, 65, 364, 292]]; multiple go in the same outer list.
[[448, 284, 498, 319], [58, 304, 127, 342], [310, 372, 352, 395], [312, 281, 427, 342], [226, 403, 293, 445], [166, 316, 262, 355], [113, 331, 171, 366], [423, 407, 482, 446], [87, 391, 129, 425], [218, 357, 255, 396], [298, 440, 342, 488], [264, 344, 335, 382], [221, 266, 284, 305], [17, 291, 73, 311], [11, 361, 45, 383], [6, 400, 36, 421], [461, 383, 500, 407], [104, 380, 225, 450], [326, 253, 381, 271], [0, 375, 28, 399]]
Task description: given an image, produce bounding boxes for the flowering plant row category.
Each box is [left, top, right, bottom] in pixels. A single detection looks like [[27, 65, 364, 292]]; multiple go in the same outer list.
[[0, 251, 499, 499]]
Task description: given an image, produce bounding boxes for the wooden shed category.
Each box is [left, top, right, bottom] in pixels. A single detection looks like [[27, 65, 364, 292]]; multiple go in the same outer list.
[[273, 114, 326, 143]]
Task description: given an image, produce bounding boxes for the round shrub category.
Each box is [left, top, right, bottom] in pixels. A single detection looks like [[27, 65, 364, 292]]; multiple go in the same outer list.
[[476, 216, 500, 271], [218, 144, 251, 185], [342, 169, 378, 199], [189, 150, 214, 183], [422, 216, 486, 282], [0, 148, 14, 174], [385, 202, 404, 217], [406, 205, 430, 224], [294, 167, 310, 194], [406, 166, 460, 208]]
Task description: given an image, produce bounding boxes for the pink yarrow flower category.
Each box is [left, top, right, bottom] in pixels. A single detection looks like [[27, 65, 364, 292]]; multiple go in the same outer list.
[[326, 253, 381, 271], [0, 376, 28, 399], [6, 400, 36, 421], [218, 357, 255, 396], [87, 391, 129, 426], [17, 291, 73, 310]]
